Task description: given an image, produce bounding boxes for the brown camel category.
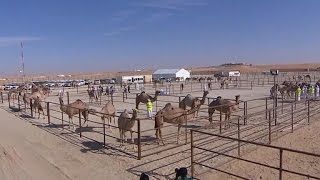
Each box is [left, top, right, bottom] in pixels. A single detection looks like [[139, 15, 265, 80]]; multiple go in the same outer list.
[[135, 91, 161, 109], [154, 102, 199, 145], [87, 89, 98, 103], [59, 97, 89, 129], [208, 95, 240, 128], [118, 109, 139, 149], [270, 84, 279, 98], [179, 90, 209, 116], [100, 101, 116, 128], [32, 96, 45, 119]]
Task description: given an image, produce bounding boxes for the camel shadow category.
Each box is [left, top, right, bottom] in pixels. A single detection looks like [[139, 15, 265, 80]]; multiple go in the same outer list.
[[133, 135, 157, 143], [44, 124, 69, 129], [75, 126, 94, 133], [20, 114, 32, 118], [80, 141, 104, 153], [9, 107, 21, 112], [180, 124, 202, 129]]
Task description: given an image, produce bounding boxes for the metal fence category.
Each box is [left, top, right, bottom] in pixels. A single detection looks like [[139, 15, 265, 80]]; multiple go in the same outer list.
[[190, 98, 320, 179]]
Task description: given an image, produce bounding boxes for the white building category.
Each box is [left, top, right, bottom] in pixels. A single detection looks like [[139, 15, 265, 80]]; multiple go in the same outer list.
[[152, 68, 190, 81], [116, 75, 145, 83]]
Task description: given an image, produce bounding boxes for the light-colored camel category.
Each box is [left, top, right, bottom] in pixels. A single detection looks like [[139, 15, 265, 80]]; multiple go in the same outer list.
[[135, 91, 161, 109], [32, 96, 45, 119], [154, 102, 199, 145], [100, 101, 116, 127], [117, 109, 138, 149], [208, 95, 240, 128], [87, 89, 98, 103], [59, 97, 89, 129]]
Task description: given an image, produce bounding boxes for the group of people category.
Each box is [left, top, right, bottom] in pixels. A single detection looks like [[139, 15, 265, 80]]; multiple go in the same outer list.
[[296, 84, 320, 101]]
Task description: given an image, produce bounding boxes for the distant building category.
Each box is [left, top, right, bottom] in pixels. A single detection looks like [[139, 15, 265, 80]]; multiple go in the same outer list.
[[214, 70, 241, 77], [152, 68, 190, 81]]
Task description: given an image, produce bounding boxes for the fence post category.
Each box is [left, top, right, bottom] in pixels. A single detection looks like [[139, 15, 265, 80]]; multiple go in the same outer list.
[[67, 92, 70, 105], [281, 95, 284, 114], [250, 81, 253, 90], [268, 110, 271, 144], [79, 110, 82, 138], [61, 110, 64, 128], [8, 93, 11, 107], [123, 92, 125, 102], [0, 92, 3, 103], [191, 130, 195, 178], [237, 117, 241, 157], [47, 102, 50, 124], [30, 99, 33, 117], [291, 103, 294, 133], [219, 108, 222, 134], [279, 149, 283, 180], [179, 96, 181, 103], [243, 102, 246, 125], [137, 119, 141, 160], [103, 120, 106, 147], [18, 95, 21, 111], [185, 114, 188, 144], [307, 100, 310, 125], [99, 94, 102, 105], [265, 98, 268, 119]]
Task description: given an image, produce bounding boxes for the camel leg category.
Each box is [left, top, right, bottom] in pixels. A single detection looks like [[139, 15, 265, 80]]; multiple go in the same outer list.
[[42, 109, 45, 119], [130, 130, 136, 150], [224, 114, 228, 129], [159, 128, 165, 145], [155, 129, 159, 144], [119, 129, 123, 146], [177, 124, 181, 144]]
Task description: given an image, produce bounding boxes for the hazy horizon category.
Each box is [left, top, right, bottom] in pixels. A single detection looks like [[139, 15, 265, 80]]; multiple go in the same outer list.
[[1, 0, 320, 75]]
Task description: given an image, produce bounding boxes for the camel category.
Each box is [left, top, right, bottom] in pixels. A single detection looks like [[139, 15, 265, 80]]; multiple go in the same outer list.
[[100, 101, 116, 128], [208, 95, 240, 128], [270, 84, 279, 98], [87, 89, 98, 103], [179, 91, 209, 116], [154, 102, 199, 145], [118, 109, 138, 149], [58, 97, 89, 129], [32, 96, 45, 119], [135, 90, 161, 109]]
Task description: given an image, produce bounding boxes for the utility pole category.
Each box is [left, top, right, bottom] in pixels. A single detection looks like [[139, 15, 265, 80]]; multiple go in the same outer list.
[[20, 41, 25, 82]]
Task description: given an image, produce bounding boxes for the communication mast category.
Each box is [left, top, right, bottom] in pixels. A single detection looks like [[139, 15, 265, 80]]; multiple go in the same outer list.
[[20, 41, 25, 81]]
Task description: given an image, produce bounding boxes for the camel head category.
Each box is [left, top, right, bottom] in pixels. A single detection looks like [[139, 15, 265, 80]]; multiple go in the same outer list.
[[155, 90, 161, 96], [235, 95, 240, 103], [216, 96, 222, 100], [58, 97, 64, 105], [203, 90, 209, 97]]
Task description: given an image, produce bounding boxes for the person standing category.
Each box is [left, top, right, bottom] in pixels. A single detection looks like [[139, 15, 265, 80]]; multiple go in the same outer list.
[[128, 84, 131, 93], [296, 86, 302, 101], [146, 99, 153, 119]]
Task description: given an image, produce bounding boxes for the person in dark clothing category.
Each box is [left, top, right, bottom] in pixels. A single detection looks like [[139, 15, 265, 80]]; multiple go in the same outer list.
[[140, 173, 149, 180], [180, 83, 184, 91], [128, 85, 131, 93]]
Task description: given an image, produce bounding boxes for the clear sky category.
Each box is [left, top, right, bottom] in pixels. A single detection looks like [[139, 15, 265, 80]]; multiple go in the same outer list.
[[1, 0, 320, 75]]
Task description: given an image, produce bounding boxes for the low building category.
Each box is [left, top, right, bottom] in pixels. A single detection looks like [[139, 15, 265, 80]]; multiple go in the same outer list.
[[116, 75, 145, 83], [214, 70, 241, 77], [152, 68, 190, 81]]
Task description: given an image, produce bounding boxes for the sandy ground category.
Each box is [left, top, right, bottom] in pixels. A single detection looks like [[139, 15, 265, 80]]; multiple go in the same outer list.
[[1, 81, 320, 180], [0, 107, 133, 180]]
